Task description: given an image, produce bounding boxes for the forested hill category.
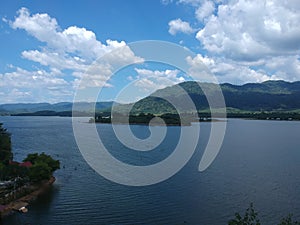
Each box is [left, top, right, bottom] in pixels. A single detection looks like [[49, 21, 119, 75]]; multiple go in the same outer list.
[[2, 80, 300, 115], [129, 80, 300, 114]]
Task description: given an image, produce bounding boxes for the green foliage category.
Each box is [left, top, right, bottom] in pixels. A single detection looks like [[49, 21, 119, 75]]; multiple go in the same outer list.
[[23, 153, 39, 164], [24, 152, 60, 173], [23, 152, 59, 182], [0, 123, 13, 164], [118, 80, 300, 114], [0, 163, 28, 180], [229, 203, 261, 225], [278, 214, 300, 225], [94, 112, 186, 125], [0, 123, 60, 184], [0, 162, 6, 180], [131, 97, 178, 115], [28, 161, 51, 182], [229, 204, 300, 225]]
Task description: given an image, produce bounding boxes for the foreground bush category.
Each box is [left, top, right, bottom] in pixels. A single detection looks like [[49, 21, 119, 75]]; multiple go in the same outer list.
[[229, 203, 299, 225]]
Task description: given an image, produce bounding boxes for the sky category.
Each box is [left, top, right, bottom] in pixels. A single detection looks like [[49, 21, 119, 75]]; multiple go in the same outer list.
[[0, 0, 300, 103]]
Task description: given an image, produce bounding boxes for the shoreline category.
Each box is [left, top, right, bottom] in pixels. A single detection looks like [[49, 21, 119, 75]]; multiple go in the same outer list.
[[0, 176, 56, 218]]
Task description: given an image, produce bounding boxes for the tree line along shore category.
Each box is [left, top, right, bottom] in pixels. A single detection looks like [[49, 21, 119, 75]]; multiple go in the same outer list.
[[0, 123, 60, 218]]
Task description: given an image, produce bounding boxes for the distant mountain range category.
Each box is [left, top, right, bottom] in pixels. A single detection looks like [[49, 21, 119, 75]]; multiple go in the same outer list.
[[128, 80, 300, 114], [2, 80, 300, 115], [0, 102, 113, 115]]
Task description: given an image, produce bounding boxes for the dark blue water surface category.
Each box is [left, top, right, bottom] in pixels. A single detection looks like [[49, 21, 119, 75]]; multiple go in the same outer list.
[[1, 116, 300, 225]]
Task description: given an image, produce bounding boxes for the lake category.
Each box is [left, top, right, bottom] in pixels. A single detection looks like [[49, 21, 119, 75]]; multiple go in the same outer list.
[[1, 116, 300, 225]]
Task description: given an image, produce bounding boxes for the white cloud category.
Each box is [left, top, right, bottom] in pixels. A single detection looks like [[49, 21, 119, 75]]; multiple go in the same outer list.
[[168, 18, 195, 35], [178, 0, 203, 6], [2, 17, 8, 23], [11, 8, 142, 61], [0, 67, 72, 102], [11, 8, 59, 43], [186, 54, 283, 84], [21, 49, 86, 72], [3, 7, 144, 102], [11, 8, 124, 59], [134, 68, 185, 91], [101, 44, 144, 66], [195, 1, 215, 22], [21, 44, 143, 90], [0, 67, 68, 88], [5, 89, 33, 103], [264, 55, 300, 81], [186, 54, 218, 82], [195, 0, 300, 61], [167, 0, 300, 84], [72, 63, 113, 90]]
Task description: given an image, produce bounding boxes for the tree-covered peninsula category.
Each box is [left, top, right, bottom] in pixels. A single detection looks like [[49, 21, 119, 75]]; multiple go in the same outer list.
[[0, 123, 60, 217]]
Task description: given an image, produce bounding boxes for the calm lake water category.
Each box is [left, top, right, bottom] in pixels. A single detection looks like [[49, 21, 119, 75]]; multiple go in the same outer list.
[[1, 116, 300, 225]]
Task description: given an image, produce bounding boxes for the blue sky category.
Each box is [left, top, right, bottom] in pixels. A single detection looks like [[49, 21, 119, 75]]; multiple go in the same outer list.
[[1, 0, 300, 103]]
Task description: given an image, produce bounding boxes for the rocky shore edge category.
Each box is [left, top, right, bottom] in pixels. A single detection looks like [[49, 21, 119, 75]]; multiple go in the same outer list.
[[0, 176, 56, 218]]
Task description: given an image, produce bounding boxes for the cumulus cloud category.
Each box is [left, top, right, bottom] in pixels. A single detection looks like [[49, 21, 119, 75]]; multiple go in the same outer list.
[[11, 8, 132, 59], [264, 55, 300, 81], [186, 54, 283, 84], [195, 0, 215, 22], [11, 8, 59, 43], [11, 8, 143, 63], [196, 0, 300, 61], [166, 0, 300, 84], [134, 68, 185, 91], [4, 7, 144, 102], [0, 67, 67, 88], [0, 67, 72, 102], [21, 49, 86, 72], [168, 18, 195, 35]]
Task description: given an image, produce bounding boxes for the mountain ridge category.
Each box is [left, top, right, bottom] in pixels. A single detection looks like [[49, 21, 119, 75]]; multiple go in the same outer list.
[[129, 80, 300, 114], [2, 80, 300, 115], [0, 101, 114, 115]]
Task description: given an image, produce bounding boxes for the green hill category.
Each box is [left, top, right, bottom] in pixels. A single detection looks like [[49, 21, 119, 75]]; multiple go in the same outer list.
[[3, 80, 300, 118], [127, 80, 300, 114]]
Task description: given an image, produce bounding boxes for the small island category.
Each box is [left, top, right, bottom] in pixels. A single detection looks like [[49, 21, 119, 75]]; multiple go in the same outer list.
[[89, 112, 215, 126], [0, 123, 60, 218]]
